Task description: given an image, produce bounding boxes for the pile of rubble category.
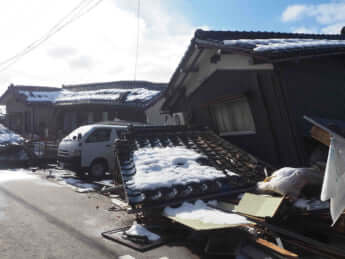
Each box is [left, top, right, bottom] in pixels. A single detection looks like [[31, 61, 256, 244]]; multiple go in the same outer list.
[[98, 125, 345, 258]]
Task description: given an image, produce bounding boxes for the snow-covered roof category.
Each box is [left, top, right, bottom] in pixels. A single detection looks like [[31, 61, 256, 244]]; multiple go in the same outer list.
[[19, 88, 160, 105], [223, 38, 345, 53]]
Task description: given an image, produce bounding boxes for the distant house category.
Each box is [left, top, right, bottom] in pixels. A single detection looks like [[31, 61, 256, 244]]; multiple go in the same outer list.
[[145, 96, 176, 125], [0, 85, 60, 137], [163, 28, 345, 167], [56, 81, 167, 134], [0, 81, 168, 139]]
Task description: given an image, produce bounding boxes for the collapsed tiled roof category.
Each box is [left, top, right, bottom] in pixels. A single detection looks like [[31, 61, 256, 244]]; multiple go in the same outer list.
[[116, 126, 273, 211]]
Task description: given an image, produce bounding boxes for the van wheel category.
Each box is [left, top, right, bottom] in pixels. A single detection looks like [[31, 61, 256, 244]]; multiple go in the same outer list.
[[90, 160, 107, 178]]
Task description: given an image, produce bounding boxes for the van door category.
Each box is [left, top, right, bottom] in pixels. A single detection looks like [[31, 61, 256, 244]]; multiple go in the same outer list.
[[81, 127, 115, 169]]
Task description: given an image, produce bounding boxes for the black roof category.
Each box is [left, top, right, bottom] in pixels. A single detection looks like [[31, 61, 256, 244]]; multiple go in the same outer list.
[[194, 29, 345, 41], [115, 126, 272, 212], [192, 29, 345, 60]]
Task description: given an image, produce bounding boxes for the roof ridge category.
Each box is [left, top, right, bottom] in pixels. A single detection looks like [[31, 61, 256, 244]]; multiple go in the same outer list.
[[194, 29, 345, 41]]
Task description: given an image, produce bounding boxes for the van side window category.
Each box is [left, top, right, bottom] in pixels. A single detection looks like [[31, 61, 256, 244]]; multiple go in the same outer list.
[[86, 128, 111, 143]]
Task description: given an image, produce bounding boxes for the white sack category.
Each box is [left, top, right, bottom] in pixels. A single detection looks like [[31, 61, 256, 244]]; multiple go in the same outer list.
[[257, 167, 322, 199], [321, 135, 345, 225]]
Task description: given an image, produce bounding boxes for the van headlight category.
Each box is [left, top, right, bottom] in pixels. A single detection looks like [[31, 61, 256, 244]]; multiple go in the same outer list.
[[73, 149, 81, 156]]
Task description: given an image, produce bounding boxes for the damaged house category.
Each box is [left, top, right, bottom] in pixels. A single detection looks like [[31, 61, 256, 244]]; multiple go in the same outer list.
[[163, 29, 345, 167], [0, 81, 168, 139]]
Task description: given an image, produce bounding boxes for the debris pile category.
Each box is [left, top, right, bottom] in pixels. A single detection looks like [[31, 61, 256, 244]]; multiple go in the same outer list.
[[99, 125, 345, 258]]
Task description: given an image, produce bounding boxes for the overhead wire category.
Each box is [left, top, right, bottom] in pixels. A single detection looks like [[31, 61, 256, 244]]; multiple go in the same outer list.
[[0, 0, 104, 73], [133, 0, 141, 88]]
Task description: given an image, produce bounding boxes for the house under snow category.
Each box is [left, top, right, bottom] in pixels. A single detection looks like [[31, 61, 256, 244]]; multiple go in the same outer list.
[[0, 81, 169, 139]]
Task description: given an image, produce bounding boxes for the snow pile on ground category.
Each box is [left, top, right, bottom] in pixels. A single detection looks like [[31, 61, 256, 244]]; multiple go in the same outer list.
[[0, 169, 37, 183], [57, 177, 98, 193], [164, 200, 251, 225], [125, 222, 160, 241], [0, 124, 24, 145], [130, 147, 227, 191], [223, 39, 345, 53], [19, 88, 160, 104]]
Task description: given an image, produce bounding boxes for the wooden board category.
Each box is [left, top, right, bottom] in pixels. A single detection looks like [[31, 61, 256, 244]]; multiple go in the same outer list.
[[166, 215, 253, 231], [235, 193, 284, 218], [311, 126, 330, 147]]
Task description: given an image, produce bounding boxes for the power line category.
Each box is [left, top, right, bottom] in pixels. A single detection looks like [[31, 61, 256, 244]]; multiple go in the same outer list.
[[0, 0, 104, 73], [133, 0, 141, 87]]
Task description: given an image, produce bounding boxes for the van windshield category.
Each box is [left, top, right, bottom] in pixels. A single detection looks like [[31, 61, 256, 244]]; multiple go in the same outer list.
[[64, 125, 94, 141]]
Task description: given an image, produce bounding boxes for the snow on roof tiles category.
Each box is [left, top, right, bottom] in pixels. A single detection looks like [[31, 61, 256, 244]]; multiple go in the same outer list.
[[18, 88, 160, 105], [223, 38, 345, 53]]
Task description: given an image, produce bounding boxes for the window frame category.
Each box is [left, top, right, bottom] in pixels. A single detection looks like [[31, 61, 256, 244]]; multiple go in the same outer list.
[[209, 96, 256, 136], [85, 128, 112, 143]]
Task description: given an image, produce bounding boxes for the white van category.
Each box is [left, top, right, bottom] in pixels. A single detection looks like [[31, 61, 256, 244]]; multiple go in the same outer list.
[[57, 124, 128, 178]]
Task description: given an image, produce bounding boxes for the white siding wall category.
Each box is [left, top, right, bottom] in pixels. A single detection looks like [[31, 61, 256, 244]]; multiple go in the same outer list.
[[145, 97, 176, 125]]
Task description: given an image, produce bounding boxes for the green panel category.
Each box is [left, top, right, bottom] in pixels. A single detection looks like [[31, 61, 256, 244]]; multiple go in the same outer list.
[[235, 193, 283, 218]]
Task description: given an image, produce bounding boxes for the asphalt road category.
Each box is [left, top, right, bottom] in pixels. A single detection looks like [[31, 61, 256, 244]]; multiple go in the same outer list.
[[0, 169, 199, 259]]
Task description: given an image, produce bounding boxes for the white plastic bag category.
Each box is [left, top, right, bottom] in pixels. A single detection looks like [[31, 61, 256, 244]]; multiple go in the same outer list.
[[257, 167, 322, 199], [321, 135, 345, 225]]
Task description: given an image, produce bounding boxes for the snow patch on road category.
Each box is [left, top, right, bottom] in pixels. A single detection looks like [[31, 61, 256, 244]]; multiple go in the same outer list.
[[0, 169, 37, 183], [58, 177, 98, 192]]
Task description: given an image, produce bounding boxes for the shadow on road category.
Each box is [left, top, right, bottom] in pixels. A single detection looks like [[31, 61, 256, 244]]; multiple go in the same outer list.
[[0, 186, 119, 258]]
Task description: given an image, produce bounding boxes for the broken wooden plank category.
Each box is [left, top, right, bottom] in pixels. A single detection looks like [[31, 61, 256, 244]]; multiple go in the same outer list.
[[253, 238, 298, 258]]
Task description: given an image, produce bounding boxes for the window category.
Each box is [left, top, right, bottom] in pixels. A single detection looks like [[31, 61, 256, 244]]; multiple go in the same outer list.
[[87, 112, 94, 123], [211, 97, 255, 136], [102, 112, 108, 121], [86, 128, 111, 143]]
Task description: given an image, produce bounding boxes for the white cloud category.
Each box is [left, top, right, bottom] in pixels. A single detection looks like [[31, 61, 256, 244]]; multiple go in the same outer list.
[[282, 5, 308, 22], [0, 0, 196, 95], [282, 2, 345, 35]]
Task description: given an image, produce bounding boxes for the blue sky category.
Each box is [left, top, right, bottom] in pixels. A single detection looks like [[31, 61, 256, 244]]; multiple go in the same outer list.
[[172, 0, 345, 34]]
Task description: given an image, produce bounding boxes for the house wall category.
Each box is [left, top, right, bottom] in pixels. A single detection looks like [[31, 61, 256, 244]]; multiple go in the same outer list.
[[6, 100, 56, 138], [179, 50, 273, 97], [185, 70, 299, 166], [56, 105, 147, 136], [276, 55, 345, 164], [145, 97, 175, 125]]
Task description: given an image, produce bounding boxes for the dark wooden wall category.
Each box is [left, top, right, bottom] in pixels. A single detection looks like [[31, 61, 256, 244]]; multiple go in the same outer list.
[[276, 55, 345, 164], [187, 70, 300, 166]]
